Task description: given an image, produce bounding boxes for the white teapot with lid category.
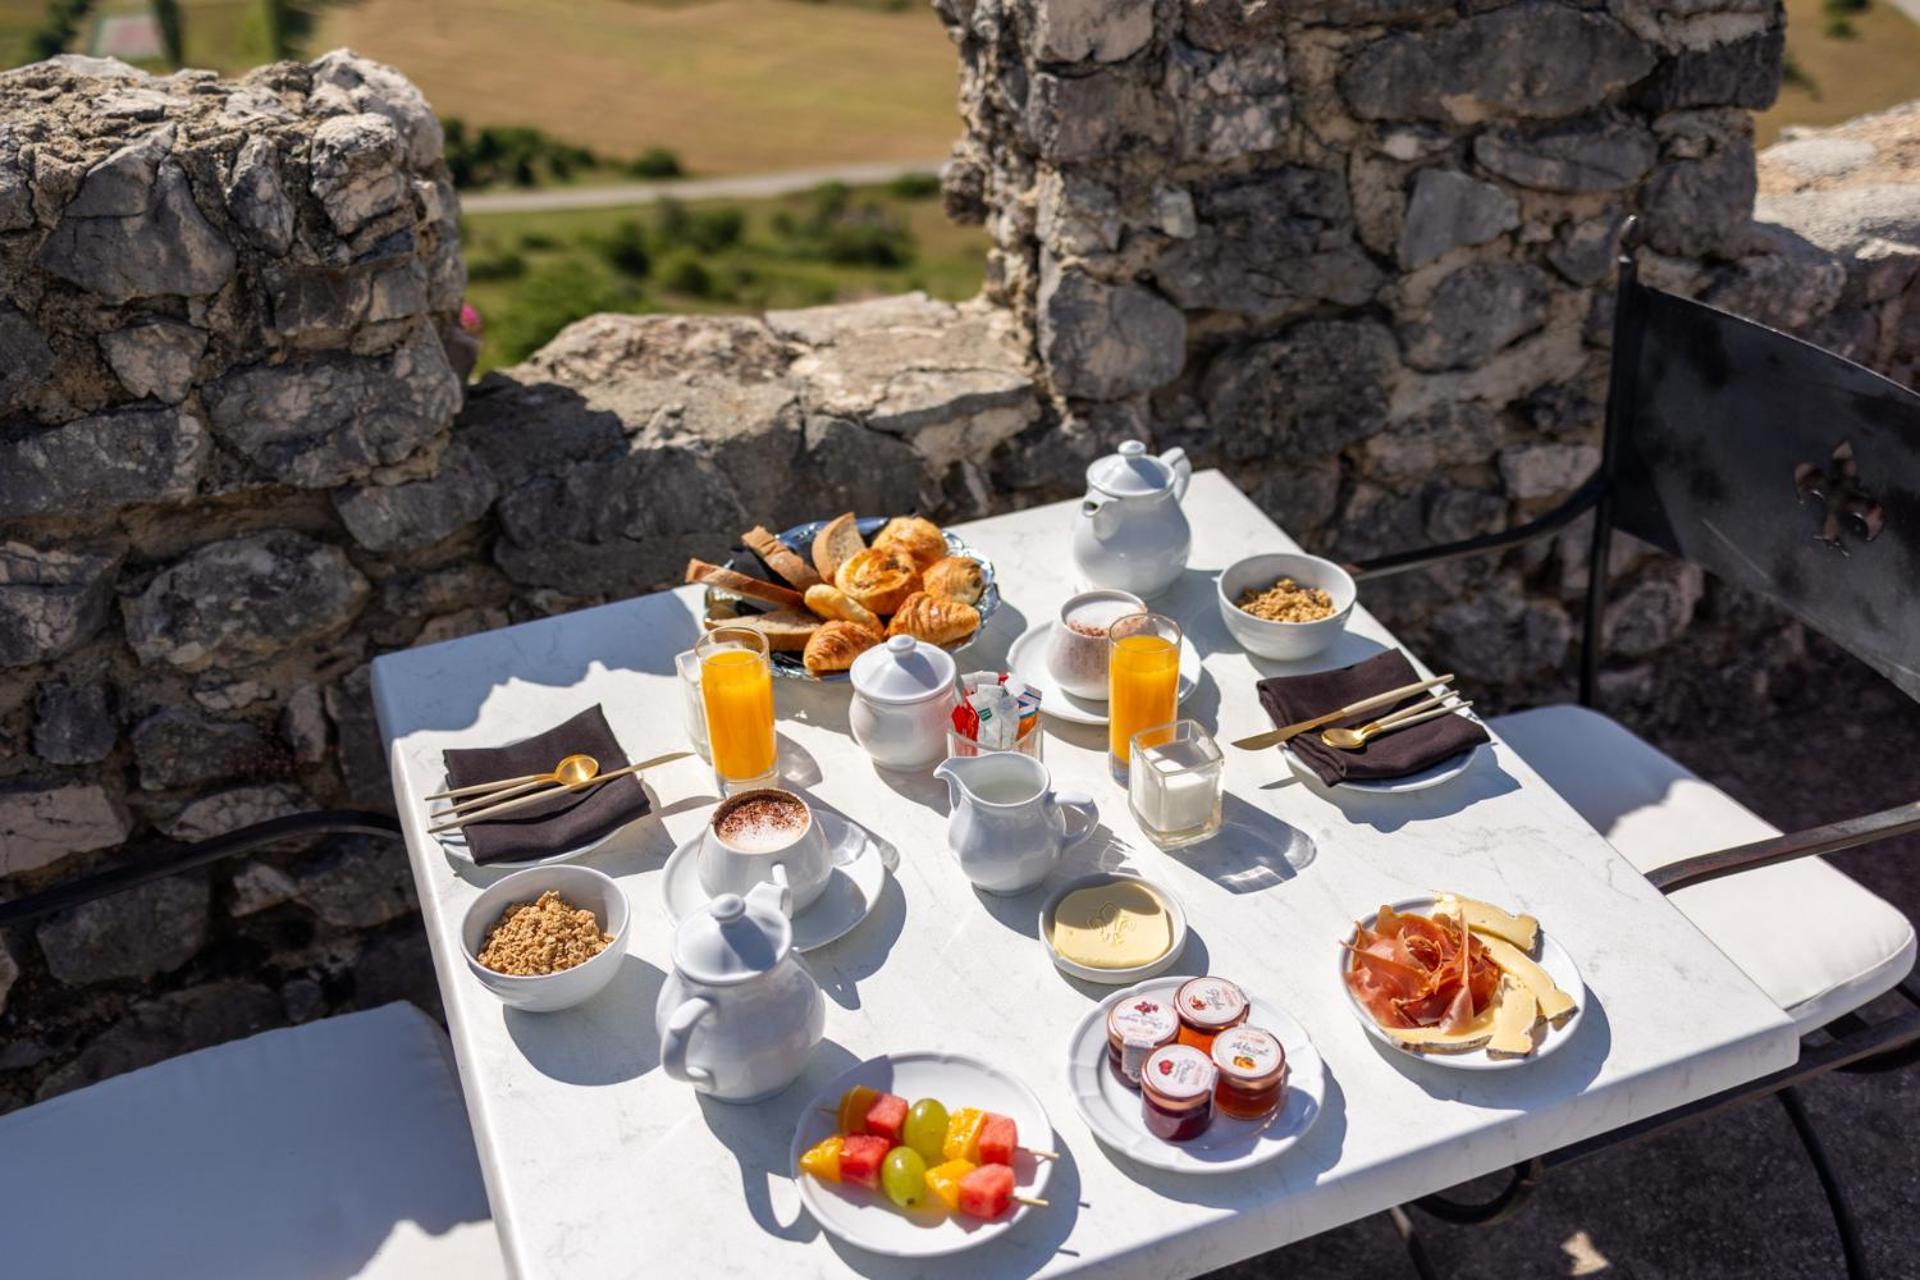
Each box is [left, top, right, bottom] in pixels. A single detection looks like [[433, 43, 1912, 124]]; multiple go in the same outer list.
[[655, 879, 825, 1103], [1072, 440, 1193, 599]]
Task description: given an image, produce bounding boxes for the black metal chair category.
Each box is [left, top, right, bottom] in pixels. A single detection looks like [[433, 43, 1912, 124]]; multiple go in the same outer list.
[[1354, 219, 1920, 1280]]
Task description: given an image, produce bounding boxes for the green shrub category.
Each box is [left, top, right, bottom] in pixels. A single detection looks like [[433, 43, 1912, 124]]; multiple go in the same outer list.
[[654, 200, 746, 254], [886, 171, 941, 200], [658, 252, 717, 298], [518, 231, 558, 251], [600, 220, 652, 278], [467, 250, 527, 282], [771, 183, 915, 267], [629, 148, 685, 179], [490, 260, 629, 363], [445, 119, 606, 190]]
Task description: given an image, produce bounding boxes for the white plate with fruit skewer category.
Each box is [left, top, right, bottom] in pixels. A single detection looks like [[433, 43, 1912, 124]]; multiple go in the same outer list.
[[1065, 976, 1327, 1175], [1339, 894, 1585, 1072], [790, 1051, 1057, 1258]]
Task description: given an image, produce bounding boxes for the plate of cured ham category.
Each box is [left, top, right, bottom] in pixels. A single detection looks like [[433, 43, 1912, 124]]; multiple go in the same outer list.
[[1340, 894, 1584, 1071]]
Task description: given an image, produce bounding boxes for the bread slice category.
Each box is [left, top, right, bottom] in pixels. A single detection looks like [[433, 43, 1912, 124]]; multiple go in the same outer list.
[[742, 525, 822, 590], [810, 512, 865, 582], [684, 558, 804, 611], [715, 607, 819, 652]]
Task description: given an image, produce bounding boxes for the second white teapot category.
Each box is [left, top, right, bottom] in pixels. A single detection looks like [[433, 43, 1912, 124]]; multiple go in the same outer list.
[[1072, 440, 1193, 599]]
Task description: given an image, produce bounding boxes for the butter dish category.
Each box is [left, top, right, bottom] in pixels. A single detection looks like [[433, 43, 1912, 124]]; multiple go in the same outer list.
[[1038, 871, 1188, 985]]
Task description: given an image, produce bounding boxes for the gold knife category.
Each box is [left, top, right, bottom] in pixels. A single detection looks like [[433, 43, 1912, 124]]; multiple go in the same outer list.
[[1231, 673, 1455, 750]]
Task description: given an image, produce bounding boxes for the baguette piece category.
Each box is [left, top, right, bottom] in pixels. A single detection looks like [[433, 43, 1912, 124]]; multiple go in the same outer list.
[[742, 525, 822, 590], [685, 558, 804, 611], [804, 583, 882, 632], [713, 607, 819, 652], [810, 512, 865, 582]]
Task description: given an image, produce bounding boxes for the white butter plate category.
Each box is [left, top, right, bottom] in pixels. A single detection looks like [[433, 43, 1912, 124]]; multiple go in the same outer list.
[[1038, 871, 1188, 985], [790, 1051, 1055, 1258], [1066, 976, 1325, 1175], [1283, 740, 1488, 795], [1338, 895, 1586, 1072], [661, 810, 887, 952], [1008, 621, 1202, 727]]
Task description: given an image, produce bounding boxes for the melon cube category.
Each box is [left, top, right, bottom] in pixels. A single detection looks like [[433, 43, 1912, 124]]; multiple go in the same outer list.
[[957, 1162, 1015, 1220], [839, 1134, 892, 1190]]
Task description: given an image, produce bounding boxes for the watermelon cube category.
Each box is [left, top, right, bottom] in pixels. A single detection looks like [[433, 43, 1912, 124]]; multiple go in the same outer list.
[[957, 1162, 1015, 1220], [977, 1113, 1018, 1167], [839, 1134, 892, 1190], [863, 1092, 910, 1144]]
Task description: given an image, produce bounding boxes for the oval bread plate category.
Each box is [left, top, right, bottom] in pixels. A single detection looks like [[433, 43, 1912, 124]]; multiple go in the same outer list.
[[1339, 895, 1586, 1072], [1007, 622, 1203, 727], [1284, 741, 1488, 795], [790, 1051, 1055, 1258], [708, 516, 999, 682], [1066, 976, 1326, 1175], [660, 810, 887, 952]]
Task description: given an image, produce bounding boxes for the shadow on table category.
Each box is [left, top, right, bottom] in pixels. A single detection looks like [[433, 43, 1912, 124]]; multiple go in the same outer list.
[[1319, 754, 1522, 834], [696, 1038, 862, 1246], [1173, 793, 1317, 894], [809, 875, 908, 1012], [1243, 631, 1390, 681], [775, 731, 824, 789], [1364, 990, 1612, 1107], [503, 954, 668, 1086]]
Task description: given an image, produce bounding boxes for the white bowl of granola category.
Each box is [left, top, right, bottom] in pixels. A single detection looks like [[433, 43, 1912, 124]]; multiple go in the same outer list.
[[1217, 552, 1356, 662], [461, 865, 630, 1012]]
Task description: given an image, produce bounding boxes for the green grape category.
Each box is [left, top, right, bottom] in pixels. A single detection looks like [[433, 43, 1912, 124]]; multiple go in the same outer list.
[[881, 1147, 927, 1210], [902, 1098, 949, 1163]]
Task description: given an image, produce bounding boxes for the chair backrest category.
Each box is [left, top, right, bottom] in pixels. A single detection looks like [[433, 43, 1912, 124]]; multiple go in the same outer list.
[[1603, 250, 1920, 703]]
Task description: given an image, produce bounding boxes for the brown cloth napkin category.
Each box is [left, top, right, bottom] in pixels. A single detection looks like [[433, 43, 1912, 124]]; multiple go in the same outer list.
[[1257, 650, 1488, 787], [440, 706, 651, 864]]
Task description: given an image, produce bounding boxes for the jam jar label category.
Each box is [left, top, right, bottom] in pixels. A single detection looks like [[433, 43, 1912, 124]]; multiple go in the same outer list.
[[1110, 999, 1178, 1080], [1211, 1025, 1284, 1081], [1143, 1044, 1217, 1099], [1176, 976, 1248, 1029]]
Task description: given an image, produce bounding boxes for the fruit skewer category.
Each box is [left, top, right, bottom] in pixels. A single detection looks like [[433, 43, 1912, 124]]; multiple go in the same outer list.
[[820, 1088, 1061, 1160], [799, 1138, 1048, 1213]]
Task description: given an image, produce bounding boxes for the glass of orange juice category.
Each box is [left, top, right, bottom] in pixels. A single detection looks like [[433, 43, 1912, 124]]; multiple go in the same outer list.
[[697, 626, 777, 790], [1107, 612, 1182, 783]]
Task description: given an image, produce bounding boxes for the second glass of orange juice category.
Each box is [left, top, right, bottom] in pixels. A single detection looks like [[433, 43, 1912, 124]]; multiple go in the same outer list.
[[1107, 612, 1182, 782], [697, 626, 777, 790]]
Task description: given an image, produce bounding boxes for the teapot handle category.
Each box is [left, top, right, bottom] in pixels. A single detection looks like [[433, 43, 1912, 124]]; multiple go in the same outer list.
[[1160, 447, 1192, 501], [1051, 790, 1099, 852], [661, 997, 717, 1087]]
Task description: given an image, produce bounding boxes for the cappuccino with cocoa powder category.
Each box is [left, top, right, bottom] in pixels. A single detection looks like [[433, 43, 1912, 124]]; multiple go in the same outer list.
[[713, 789, 810, 853]]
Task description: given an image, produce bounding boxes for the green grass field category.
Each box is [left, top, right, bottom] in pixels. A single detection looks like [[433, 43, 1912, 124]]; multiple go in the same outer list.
[[1760, 0, 1920, 144], [460, 181, 987, 374]]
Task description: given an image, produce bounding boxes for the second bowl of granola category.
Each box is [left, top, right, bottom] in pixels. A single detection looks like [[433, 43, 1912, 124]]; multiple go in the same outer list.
[[1216, 552, 1356, 661]]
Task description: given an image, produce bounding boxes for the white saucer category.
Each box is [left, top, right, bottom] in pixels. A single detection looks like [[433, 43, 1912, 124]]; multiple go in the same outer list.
[[1007, 621, 1202, 727], [1284, 741, 1488, 795], [1065, 975, 1326, 1175], [660, 810, 888, 952], [434, 817, 631, 869]]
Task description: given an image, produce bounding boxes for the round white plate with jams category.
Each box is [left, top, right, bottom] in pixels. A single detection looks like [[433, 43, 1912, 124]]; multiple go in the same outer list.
[[790, 1051, 1055, 1258], [1066, 976, 1325, 1175], [1008, 622, 1203, 727]]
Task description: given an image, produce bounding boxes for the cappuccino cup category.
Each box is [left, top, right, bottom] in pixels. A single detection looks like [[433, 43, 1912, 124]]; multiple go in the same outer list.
[[697, 788, 833, 916], [1046, 589, 1146, 700]]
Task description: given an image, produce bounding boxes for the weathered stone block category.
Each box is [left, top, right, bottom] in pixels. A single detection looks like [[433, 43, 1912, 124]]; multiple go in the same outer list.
[[1038, 263, 1187, 400], [1636, 28, 1783, 112], [1361, 402, 1504, 484], [1430, 580, 1574, 684], [292, 837, 418, 928], [160, 784, 310, 842], [1341, 3, 1655, 124], [122, 531, 370, 672], [309, 112, 409, 236], [1397, 169, 1520, 268], [31, 682, 115, 765], [132, 710, 277, 791], [1024, 71, 1170, 163], [38, 133, 236, 301], [1499, 441, 1601, 500], [1033, 0, 1153, 63], [1399, 263, 1553, 371], [1202, 319, 1398, 461], [1643, 110, 1757, 258], [0, 781, 131, 875], [333, 441, 498, 553], [1166, 41, 1290, 162], [1474, 117, 1659, 193], [0, 406, 207, 519], [99, 319, 206, 403], [37, 874, 210, 986], [0, 543, 120, 668], [224, 133, 295, 255], [1605, 558, 1704, 655], [0, 307, 56, 413]]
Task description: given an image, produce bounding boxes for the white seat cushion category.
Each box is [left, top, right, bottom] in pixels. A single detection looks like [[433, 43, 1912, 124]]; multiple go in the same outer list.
[[0, 1002, 503, 1280], [1493, 705, 1916, 1034]]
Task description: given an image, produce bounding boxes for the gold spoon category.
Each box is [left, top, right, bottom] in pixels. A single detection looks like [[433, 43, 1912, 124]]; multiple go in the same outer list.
[[430, 753, 601, 817], [426, 751, 692, 834], [1321, 700, 1474, 751]]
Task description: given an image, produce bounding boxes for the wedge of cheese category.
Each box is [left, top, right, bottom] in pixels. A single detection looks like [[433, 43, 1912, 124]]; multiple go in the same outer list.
[[1434, 893, 1539, 952], [1484, 976, 1541, 1056], [1381, 1000, 1498, 1053], [1476, 934, 1576, 1023]]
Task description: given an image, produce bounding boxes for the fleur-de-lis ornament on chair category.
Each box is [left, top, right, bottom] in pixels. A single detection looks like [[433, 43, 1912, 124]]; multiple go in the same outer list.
[[1794, 441, 1884, 553]]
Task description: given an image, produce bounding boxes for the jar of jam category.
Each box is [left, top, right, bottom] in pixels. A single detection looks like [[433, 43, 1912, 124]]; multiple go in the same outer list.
[[1106, 996, 1179, 1090], [1140, 1044, 1216, 1141], [1174, 976, 1248, 1052], [1210, 1024, 1288, 1121]]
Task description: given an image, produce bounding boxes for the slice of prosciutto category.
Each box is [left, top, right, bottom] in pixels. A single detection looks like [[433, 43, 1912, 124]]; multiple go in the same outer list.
[[1344, 905, 1500, 1033]]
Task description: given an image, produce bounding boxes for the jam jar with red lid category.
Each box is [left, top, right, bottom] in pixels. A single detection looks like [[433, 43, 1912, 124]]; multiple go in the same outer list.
[[1139, 1043, 1217, 1142], [1174, 976, 1248, 1052], [1106, 996, 1180, 1089], [1209, 1024, 1288, 1121]]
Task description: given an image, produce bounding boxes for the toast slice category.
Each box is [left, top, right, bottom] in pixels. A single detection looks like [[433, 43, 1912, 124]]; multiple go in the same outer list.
[[684, 558, 805, 611], [810, 511, 865, 582], [714, 607, 819, 652], [742, 525, 822, 590]]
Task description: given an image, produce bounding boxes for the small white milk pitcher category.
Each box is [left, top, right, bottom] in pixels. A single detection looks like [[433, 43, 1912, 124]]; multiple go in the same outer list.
[[933, 752, 1098, 895]]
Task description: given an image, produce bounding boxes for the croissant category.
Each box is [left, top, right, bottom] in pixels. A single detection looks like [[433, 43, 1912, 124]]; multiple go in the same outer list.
[[872, 516, 947, 571], [803, 620, 882, 677], [834, 548, 919, 616], [921, 555, 986, 605], [803, 583, 882, 631], [886, 591, 980, 647]]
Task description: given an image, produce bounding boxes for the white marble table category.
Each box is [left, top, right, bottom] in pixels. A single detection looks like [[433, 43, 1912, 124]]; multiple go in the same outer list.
[[372, 471, 1798, 1280]]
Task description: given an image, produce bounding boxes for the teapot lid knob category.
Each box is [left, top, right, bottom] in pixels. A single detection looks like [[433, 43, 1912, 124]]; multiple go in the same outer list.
[[1118, 440, 1145, 457], [708, 894, 746, 922]]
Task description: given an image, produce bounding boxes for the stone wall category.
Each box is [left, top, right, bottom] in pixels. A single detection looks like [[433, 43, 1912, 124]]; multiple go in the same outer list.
[[2, 33, 1917, 1108]]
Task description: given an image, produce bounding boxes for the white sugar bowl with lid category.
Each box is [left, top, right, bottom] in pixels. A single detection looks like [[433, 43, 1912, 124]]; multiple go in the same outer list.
[[849, 633, 959, 770], [1073, 440, 1193, 599], [656, 878, 825, 1103]]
